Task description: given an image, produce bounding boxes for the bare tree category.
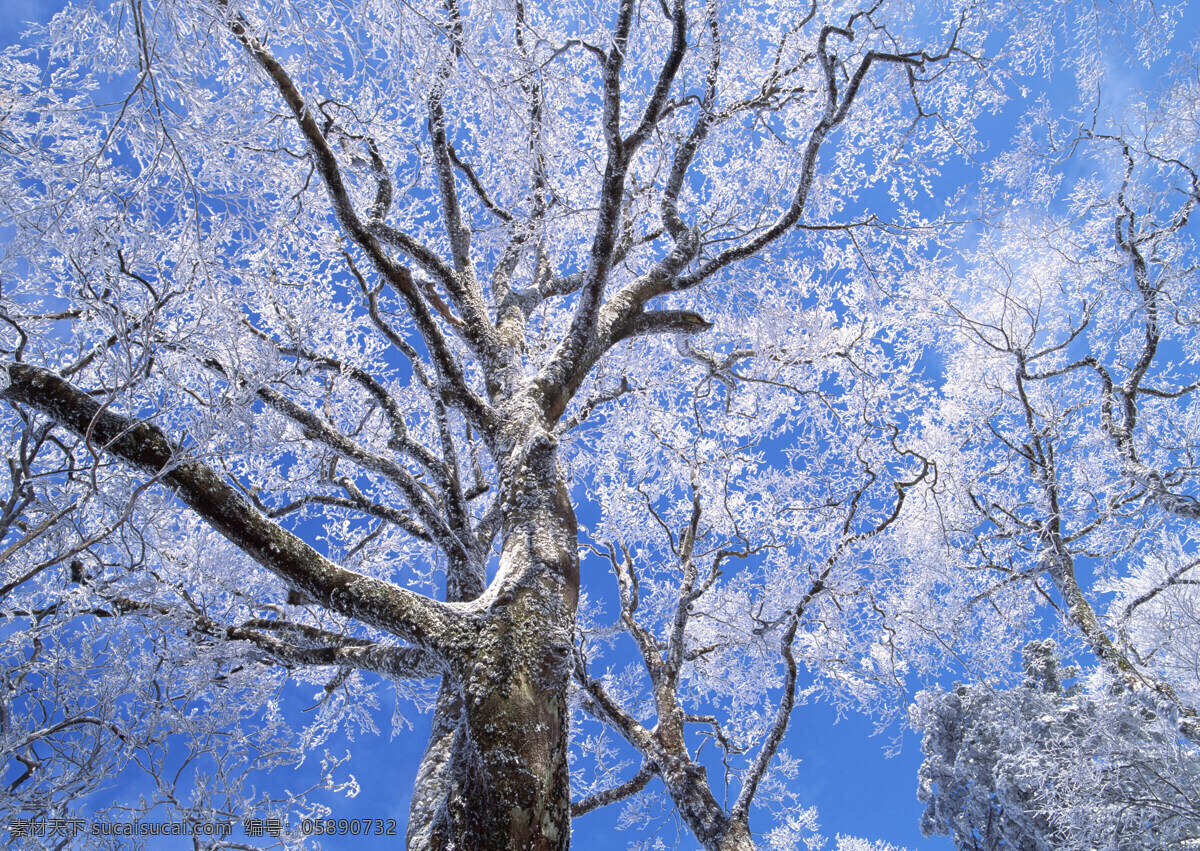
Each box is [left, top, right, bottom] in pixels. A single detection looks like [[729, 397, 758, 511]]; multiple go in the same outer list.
[[920, 126, 1200, 723]]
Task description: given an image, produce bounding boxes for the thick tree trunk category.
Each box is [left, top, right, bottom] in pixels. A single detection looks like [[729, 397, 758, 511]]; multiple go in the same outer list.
[[408, 430, 579, 850]]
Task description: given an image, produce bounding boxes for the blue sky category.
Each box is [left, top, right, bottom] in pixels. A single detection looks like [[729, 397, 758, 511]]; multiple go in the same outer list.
[[7, 1, 1199, 848]]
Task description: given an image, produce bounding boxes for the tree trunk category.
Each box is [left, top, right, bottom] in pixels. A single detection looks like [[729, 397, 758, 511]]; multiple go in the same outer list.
[[409, 430, 579, 850], [667, 772, 756, 851], [655, 717, 757, 851]]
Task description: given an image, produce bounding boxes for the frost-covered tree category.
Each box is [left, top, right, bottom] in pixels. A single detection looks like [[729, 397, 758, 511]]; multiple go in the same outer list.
[[913, 641, 1200, 850], [913, 116, 1200, 724], [0, 0, 1192, 849], [906, 38, 1200, 851]]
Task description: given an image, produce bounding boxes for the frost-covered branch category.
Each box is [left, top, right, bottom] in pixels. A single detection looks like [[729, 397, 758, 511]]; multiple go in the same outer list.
[[570, 762, 655, 817], [0, 362, 460, 649], [218, 0, 501, 428]]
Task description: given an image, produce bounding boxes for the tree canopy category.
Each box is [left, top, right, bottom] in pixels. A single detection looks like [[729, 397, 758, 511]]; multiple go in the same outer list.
[[1, 0, 1199, 848]]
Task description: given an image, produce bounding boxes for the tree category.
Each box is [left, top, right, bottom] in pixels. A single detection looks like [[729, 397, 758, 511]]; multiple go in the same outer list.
[[905, 42, 1200, 851], [913, 641, 1200, 849], [913, 117, 1200, 715], [0, 0, 1191, 849]]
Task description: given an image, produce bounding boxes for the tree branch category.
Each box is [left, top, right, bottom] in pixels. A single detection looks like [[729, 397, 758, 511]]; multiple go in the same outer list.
[[571, 762, 655, 816], [0, 362, 460, 650], [218, 1, 498, 433]]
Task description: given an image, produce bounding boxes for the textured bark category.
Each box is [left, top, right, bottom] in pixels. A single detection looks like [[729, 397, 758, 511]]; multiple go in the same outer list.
[[656, 749, 756, 851], [409, 586, 575, 851], [408, 682, 469, 849], [409, 417, 579, 850]]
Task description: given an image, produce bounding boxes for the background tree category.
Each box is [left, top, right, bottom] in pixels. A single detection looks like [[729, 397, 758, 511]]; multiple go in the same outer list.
[[568, 331, 935, 850], [907, 49, 1200, 849], [0, 0, 1193, 849], [913, 641, 1200, 850]]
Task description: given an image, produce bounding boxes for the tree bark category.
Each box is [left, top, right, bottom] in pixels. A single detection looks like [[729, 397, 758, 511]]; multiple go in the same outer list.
[[654, 718, 757, 851], [409, 423, 579, 849]]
